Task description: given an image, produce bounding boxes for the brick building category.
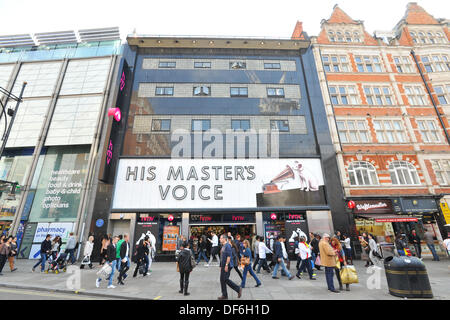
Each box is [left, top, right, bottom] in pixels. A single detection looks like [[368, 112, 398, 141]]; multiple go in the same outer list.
[[294, 3, 450, 258]]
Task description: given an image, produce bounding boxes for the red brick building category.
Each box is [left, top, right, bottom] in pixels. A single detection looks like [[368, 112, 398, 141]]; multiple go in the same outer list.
[[293, 3, 450, 257]]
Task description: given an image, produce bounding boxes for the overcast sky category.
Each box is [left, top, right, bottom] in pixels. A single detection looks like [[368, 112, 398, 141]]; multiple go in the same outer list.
[[0, 0, 448, 40]]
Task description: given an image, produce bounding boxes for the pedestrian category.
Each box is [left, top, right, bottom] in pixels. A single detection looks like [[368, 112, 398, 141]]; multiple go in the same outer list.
[[8, 236, 18, 272], [443, 237, 450, 257], [230, 240, 243, 280], [395, 233, 406, 256], [359, 233, 371, 266], [65, 232, 77, 264], [96, 236, 118, 289], [0, 236, 12, 275], [146, 234, 155, 274], [51, 236, 62, 260], [218, 234, 242, 300], [272, 236, 295, 280], [241, 240, 261, 288], [267, 233, 276, 269], [133, 236, 149, 277], [368, 234, 382, 266], [256, 236, 272, 273], [296, 236, 316, 280], [342, 234, 353, 264], [100, 234, 109, 266], [117, 234, 130, 285], [410, 230, 422, 259], [294, 236, 301, 270], [116, 235, 124, 272], [32, 234, 52, 273], [207, 231, 220, 266], [422, 229, 439, 261], [177, 240, 194, 296], [227, 232, 234, 241], [252, 236, 260, 271], [196, 236, 209, 265], [80, 235, 94, 269], [331, 236, 348, 291], [319, 233, 339, 293], [311, 233, 321, 271]]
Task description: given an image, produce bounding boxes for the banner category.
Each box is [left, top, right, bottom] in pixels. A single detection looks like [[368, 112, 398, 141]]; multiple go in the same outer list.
[[112, 158, 326, 210], [33, 222, 74, 243], [162, 226, 179, 251]]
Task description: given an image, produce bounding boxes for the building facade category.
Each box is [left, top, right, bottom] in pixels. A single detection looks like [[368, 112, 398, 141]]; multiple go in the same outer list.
[[89, 34, 348, 260], [0, 28, 122, 259], [302, 3, 450, 258]]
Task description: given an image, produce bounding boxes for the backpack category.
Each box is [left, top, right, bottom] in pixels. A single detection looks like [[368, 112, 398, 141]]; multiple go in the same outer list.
[[190, 252, 196, 270]]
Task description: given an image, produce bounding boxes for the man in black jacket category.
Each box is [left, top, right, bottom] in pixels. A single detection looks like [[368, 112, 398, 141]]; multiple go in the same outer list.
[[410, 230, 422, 259], [117, 234, 130, 285], [177, 241, 194, 296], [271, 236, 294, 280], [32, 234, 52, 273]]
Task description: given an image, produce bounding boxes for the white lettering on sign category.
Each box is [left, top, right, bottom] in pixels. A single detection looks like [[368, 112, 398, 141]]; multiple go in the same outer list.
[[356, 202, 388, 212]]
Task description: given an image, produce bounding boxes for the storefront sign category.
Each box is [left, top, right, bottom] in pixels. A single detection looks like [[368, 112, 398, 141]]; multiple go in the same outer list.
[[189, 214, 255, 224], [18, 223, 37, 259], [400, 198, 438, 213], [352, 200, 393, 214], [33, 222, 75, 243], [375, 217, 418, 223], [440, 202, 450, 225], [162, 225, 179, 251], [112, 158, 325, 210]]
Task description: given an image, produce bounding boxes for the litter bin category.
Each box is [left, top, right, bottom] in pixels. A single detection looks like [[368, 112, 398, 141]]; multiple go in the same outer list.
[[384, 256, 433, 298]]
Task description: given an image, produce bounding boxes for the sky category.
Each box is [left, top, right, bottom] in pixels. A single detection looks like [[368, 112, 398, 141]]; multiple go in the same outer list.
[[0, 0, 448, 40]]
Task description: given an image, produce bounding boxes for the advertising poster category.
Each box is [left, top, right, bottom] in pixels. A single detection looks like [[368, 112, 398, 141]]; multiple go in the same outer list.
[[18, 222, 37, 259], [33, 222, 74, 243], [133, 214, 159, 256], [285, 213, 309, 254], [29, 244, 42, 259], [263, 223, 283, 249], [162, 225, 179, 251]]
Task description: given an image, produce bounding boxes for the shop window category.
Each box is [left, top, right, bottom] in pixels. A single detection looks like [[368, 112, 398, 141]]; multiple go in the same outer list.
[[389, 161, 420, 185], [157, 213, 182, 255], [348, 161, 379, 186]]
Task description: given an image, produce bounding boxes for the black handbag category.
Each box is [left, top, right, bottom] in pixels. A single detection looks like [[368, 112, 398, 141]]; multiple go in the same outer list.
[[138, 263, 146, 275]]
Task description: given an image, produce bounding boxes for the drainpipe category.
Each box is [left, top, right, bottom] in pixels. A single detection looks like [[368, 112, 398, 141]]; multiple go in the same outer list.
[[410, 50, 450, 145]]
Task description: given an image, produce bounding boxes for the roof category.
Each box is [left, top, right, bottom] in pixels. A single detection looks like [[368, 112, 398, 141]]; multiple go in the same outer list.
[[403, 2, 439, 25]]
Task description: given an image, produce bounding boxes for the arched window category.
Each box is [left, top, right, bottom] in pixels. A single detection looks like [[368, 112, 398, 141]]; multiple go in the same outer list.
[[348, 161, 379, 186], [389, 161, 420, 185]]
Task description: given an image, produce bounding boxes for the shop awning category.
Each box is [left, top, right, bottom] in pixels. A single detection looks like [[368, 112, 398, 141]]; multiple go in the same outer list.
[[357, 214, 418, 223]]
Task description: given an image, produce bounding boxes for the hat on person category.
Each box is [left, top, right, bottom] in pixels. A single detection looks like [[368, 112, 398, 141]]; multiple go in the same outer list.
[[323, 233, 330, 238]]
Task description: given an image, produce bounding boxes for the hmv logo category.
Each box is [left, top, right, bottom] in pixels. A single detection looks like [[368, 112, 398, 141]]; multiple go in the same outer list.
[[200, 216, 212, 222], [288, 214, 303, 220], [140, 216, 156, 222], [232, 216, 244, 221]]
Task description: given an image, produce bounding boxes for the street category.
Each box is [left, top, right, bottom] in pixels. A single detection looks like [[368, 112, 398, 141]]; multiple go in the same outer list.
[[0, 258, 448, 300]]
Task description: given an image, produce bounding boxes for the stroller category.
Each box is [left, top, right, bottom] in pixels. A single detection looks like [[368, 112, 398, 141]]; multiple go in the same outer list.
[[46, 252, 68, 274]]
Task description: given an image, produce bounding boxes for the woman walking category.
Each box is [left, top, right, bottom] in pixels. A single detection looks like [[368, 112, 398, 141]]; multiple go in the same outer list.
[[80, 236, 94, 269], [368, 234, 382, 266], [230, 240, 243, 280], [8, 236, 18, 272], [331, 236, 349, 291], [0, 236, 12, 275], [241, 240, 261, 288], [51, 236, 62, 260], [177, 241, 194, 296], [296, 236, 316, 280], [100, 234, 109, 266]]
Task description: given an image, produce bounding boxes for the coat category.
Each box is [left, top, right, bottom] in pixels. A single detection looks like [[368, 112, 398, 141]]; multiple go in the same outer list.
[[319, 239, 336, 267], [178, 248, 193, 273], [83, 241, 94, 256]]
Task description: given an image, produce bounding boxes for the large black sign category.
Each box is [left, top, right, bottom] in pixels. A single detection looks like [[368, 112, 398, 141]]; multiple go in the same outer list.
[[285, 213, 309, 254], [133, 214, 160, 257]]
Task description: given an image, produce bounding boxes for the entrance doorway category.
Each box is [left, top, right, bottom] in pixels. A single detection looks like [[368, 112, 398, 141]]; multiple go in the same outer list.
[[110, 220, 130, 238]]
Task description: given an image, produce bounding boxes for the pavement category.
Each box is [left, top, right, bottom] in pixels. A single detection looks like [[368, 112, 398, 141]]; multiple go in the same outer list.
[[0, 258, 449, 300]]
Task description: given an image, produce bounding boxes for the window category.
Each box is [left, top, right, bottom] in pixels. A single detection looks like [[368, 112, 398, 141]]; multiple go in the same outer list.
[[231, 119, 250, 131], [389, 161, 420, 185], [431, 160, 450, 185], [355, 55, 383, 72], [373, 120, 407, 143], [267, 88, 285, 98], [434, 85, 450, 105], [336, 120, 369, 143], [191, 120, 211, 132], [417, 120, 441, 143], [158, 61, 176, 68], [364, 86, 393, 105], [193, 86, 210, 96], [329, 85, 359, 105], [264, 62, 281, 69], [348, 161, 379, 186], [322, 55, 350, 72], [421, 54, 450, 72], [394, 56, 414, 73], [194, 62, 211, 68], [404, 85, 427, 105], [230, 87, 248, 97], [270, 120, 289, 132], [230, 61, 246, 69], [155, 87, 174, 96], [151, 119, 171, 131]]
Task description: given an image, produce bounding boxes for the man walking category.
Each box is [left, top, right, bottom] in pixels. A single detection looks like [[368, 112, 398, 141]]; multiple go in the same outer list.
[[218, 234, 242, 300], [424, 230, 439, 261], [252, 236, 260, 271], [319, 233, 339, 293], [117, 234, 130, 285], [207, 231, 220, 266], [196, 236, 209, 265], [32, 234, 52, 273], [65, 232, 77, 265], [272, 236, 294, 280], [410, 230, 422, 259], [96, 236, 118, 289]]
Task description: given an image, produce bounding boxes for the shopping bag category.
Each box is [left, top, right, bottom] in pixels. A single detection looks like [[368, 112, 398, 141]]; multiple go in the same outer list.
[[340, 265, 359, 284], [96, 263, 112, 278], [81, 255, 91, 265], [335, 256, 341, 269], [404, 248, 412, 256], [315, 255, 321, 266]]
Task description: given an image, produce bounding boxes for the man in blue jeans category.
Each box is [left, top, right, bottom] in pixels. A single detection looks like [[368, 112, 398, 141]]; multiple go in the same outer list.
[[218, 234, 242, 300], [32, 234, 52, 272], [272, 236, 295, 280], [65, 232, 77, 264], [96, 236, 118, 289], [424, 230, 440, 261]]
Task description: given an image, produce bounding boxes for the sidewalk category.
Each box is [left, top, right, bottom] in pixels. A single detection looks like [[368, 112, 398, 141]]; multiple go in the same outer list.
[[0, 259, 449, 300]]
